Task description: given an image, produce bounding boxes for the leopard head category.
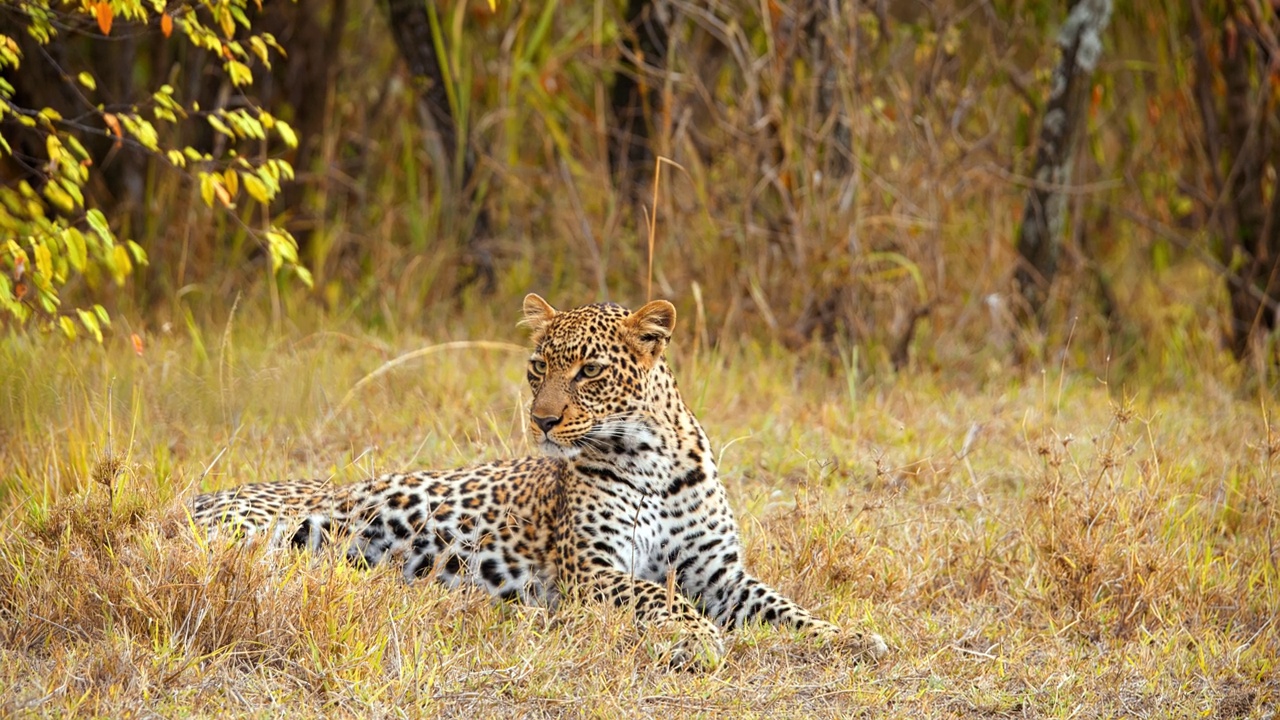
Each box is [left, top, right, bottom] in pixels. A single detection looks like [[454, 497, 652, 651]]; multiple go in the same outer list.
[[520, 293, 676, 457]]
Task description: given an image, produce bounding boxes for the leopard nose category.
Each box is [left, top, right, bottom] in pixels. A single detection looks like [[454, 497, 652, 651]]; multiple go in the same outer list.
[[532, 414, 562, 435]]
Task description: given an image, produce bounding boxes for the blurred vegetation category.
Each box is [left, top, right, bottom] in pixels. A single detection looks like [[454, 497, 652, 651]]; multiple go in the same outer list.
[[2, 0, 1279, 381]]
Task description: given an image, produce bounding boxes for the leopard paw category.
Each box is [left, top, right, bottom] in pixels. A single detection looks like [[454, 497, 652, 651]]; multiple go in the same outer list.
[[805, 619, 841, 640], [836, 630, 889, 662], [648, 620, 726, 671]]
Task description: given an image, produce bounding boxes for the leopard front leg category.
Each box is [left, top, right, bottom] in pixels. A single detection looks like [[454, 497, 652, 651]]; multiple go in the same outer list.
[[556, 489, 725, 669], [704, 571, 888, 661], [566, 565, 726, 670]]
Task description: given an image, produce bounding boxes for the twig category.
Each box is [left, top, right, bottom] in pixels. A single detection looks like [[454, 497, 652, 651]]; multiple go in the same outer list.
[[644, 155, 688, 302]]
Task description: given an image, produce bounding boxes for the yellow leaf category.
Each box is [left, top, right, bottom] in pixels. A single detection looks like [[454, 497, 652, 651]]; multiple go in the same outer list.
[[111, 244, 132, 285], [33, 242, 51, 280], [77, 72, 96, 91], [250, 37, 269, 64], [223, 168, 238, 199], [42, 182, 75, 213], [227, 60, 252, 87], [59, 316, 77, 339], [207, 115, 234, 138], [243, 174, 270, 204], [218, 7, 234, 38], [199, 172, 215, 207], [64, 227, 87, 271], [44, 136, 64, 166], [276, 121, 297, 149]]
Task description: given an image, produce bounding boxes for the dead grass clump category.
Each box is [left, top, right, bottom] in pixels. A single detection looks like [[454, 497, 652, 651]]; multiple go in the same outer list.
[[1021, 398, 1280, 649], [29, 462, 148, 550], [1025, 408, 1183, 641]]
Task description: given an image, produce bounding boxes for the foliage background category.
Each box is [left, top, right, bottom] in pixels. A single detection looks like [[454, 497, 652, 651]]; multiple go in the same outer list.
[[0, 0, 1254, 379]]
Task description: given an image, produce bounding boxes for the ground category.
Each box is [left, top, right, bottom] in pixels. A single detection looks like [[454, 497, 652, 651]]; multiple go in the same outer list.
[[0, 311, 1276, 718]]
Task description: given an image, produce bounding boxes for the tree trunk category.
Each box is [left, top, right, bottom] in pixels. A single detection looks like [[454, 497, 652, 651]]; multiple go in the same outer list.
[[608, 0, 669, 201], [1191, 1, 1280, 360], [256, 0, 348, 251], [1013, 0, 1112, 320], [383, 0, 494, 290]]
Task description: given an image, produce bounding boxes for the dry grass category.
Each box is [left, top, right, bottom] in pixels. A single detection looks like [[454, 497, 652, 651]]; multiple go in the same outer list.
[[0, 301, 1276, 719], [6, 2, 1275, 717]]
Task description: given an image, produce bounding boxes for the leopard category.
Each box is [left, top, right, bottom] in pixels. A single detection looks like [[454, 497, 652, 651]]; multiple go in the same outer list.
[[190, 294, 888, 668]]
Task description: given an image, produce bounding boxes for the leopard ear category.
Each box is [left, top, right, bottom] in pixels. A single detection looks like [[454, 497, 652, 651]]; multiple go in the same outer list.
[[625, 300, 676, 363], [521, 293, 557, 341]]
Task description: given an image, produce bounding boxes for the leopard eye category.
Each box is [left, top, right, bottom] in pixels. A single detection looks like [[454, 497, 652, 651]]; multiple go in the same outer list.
[[578, 362, 604, 379], [530, 358, 548, 375]]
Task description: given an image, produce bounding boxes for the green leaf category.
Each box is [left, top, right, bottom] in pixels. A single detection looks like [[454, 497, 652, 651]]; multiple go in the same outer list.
[[86, 209, 112, 244], [57, 178, 84, 208], [76, 308, 103, 343], [64, 134, 89, 161], [268, 230, 298, 263], [126, 240, 148, 266]]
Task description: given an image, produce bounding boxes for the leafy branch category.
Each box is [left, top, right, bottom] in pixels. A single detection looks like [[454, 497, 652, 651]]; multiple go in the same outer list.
[[0, 0, 310, 339]]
